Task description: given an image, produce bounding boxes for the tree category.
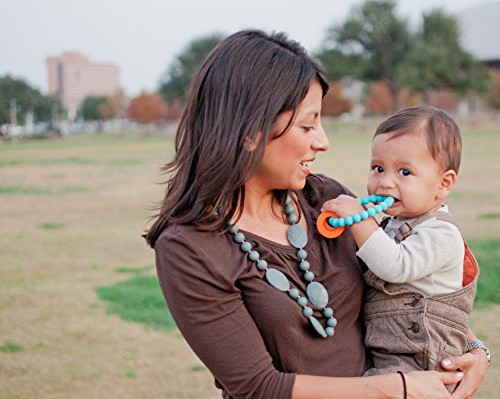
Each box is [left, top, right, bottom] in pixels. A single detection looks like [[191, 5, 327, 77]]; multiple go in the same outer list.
[[398, 9, 490, 99], [127, 92, 166, 124], [79, 96, 109, 121], [0, 75, 61, 125], [158, 33, 224, 102], [317, 0, 411, 111]]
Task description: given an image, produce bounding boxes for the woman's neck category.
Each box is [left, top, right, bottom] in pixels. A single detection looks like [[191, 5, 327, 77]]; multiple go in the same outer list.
[[234, 186, 307, 245]]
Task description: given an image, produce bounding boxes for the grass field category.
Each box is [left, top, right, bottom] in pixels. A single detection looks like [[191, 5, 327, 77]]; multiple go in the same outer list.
[[1, 116, 499, 398]]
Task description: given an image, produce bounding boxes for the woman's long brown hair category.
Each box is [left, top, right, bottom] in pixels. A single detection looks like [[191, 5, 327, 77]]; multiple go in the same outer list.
[[145, 30, 328, 248]]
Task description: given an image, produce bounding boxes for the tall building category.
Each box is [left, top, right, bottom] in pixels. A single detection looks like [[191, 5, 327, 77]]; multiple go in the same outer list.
[[46, 52, 120, 120]]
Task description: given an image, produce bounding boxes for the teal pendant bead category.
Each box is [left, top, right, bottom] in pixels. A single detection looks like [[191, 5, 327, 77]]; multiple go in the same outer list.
[[299, 260, 310, 271], [256, 259, 268, 270], [248, 251, 260, 261], [327, 317, 338, 327], [287, 224, 308, 249], [297, 249, 307, 259], [309, 316, 327, 338], [288, 214, 299, 224], [234, 232, 245, 243], [265, 268, 290, 292], [297, 296, 307, 307], [325, 326, 335, 336], [240, 241, 252, 252], [323, 307, 334, 318], [303, 306, 313, 317], [285, 205, 295, 215], [288, 288, 300, 299], [304, 271, 315, 282], [229, 225, 238, 234], [306, 281, 329, 308]]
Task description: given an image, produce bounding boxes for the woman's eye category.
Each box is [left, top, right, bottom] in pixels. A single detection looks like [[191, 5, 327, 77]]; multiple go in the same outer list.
[[373, 165, 383, 173], [399, 168, 411, 176], [302, 126, 313, 132]]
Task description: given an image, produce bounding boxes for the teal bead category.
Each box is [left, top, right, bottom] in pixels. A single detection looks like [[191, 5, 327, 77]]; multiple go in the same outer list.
[[338, 218, 345, 227], [288, 288, 300, 299], [323, 307, 333, 318], [361, 196, 370, 205], [303, 307, 313, 317], [369, 194, 377, 203], [367, 208, 376, 217], [248, 251, 260, 261], [325, 327, 335, 336], [288, 214, 299, 224], [327, 317, 338, 327], [304, 271, 314, 281], [352, 213, 361, 223], [386, 197, 395, 206], [265, 268, 290, 291], [229, 225, 238, 234], [256, 259, 268, 270], [328, 217, 338, 228], [285, 205, 295, 215], [356, 197, 363, 204], [344, 216, 353, 226], [297, 296, 307, 307], [373, 205, 382, 213], [240, 241, 252, 252], [360, 210, 369, 220], [376, 195, 385, 202], [380, 202, 388, 211], [297, 249, 307, 259], [234, 232, 245, 243], [299, 260, 310, 271], [285, 197, 292, 206]]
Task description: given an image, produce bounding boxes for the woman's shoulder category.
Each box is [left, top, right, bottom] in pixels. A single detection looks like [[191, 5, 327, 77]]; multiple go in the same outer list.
[[305, 173, 355, 203]]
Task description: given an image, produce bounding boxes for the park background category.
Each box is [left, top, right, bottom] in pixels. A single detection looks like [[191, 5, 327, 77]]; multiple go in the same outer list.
[[1, 0, 500, 398]]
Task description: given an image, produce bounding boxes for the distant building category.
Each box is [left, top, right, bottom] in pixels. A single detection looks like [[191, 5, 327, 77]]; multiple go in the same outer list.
[[46, 52, 120, 120]]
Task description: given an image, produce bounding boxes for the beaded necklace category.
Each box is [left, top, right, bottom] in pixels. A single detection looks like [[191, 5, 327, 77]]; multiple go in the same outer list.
[[228, 196, 337, 338]]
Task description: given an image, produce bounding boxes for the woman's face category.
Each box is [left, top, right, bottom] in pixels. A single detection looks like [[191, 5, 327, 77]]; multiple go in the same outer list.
[[247, 81, 329, 193]]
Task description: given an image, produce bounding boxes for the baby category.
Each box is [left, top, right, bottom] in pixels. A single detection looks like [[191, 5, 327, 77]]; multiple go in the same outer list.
[[322, 106, 483, 381]]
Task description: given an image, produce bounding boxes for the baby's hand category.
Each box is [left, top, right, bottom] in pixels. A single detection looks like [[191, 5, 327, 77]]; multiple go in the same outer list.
[[321, 194, 364, 218]]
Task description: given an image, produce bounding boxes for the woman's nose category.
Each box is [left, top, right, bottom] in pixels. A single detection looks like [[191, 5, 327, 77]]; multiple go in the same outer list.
[[312, 124, 329, 152]]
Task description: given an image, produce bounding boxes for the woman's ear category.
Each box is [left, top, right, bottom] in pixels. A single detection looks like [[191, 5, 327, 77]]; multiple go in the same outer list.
[[437, 169, 457, 200], [243, 132, 262, 152]]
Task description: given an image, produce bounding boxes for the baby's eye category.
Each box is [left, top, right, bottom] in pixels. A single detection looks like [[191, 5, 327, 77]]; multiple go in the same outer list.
[[398, 168, 411, 176], [373, 165, 384, 173]]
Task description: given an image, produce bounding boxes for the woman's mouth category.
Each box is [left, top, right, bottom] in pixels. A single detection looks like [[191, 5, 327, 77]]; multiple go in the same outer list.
[[299, 160, 312, 175]]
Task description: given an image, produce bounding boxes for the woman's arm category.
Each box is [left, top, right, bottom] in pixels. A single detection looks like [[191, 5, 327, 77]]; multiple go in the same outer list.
[[293, 371, 463, 399]]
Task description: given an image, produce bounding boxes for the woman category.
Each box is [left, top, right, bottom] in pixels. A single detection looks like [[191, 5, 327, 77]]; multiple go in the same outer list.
[[145, 30, 487, 398]]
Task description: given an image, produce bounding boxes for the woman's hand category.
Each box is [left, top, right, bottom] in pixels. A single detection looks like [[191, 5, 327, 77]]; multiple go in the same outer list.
[[441, 349, 488, 399], [405, 370, 463, 399], [321, 195, 364, 217]]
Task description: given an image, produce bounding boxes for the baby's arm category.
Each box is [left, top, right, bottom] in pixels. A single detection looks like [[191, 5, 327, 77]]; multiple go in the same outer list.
[[321, 194, 379, 248]]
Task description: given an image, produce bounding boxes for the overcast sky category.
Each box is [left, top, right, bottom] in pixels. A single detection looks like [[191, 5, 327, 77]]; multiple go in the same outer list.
[[0, 0, 494, 97]]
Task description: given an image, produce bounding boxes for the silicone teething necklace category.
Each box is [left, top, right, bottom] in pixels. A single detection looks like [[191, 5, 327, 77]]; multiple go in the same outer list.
[[317, 195, 394, 238], [228, 196, 337, 338]]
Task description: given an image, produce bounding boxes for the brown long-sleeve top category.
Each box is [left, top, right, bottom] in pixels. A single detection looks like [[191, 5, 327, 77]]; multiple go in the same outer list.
[[155, 174, 371, 398]]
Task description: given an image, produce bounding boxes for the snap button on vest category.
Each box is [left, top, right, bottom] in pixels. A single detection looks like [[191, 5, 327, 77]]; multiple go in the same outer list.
[[409, 322, 420, 333]]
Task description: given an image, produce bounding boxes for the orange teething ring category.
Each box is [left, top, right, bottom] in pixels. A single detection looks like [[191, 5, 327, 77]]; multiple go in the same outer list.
[[316, 211, 345, 239]]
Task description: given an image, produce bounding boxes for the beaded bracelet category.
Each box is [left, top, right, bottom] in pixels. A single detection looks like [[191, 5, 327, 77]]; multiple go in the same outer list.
[[316, 195, 394, 239]]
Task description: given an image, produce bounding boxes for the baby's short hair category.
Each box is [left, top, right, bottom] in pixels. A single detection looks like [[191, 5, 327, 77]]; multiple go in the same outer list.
[[374, 106, 462, 173]]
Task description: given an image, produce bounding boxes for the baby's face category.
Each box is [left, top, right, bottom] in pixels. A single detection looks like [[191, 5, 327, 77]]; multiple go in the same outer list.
[[367, 131, 447, 218]]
